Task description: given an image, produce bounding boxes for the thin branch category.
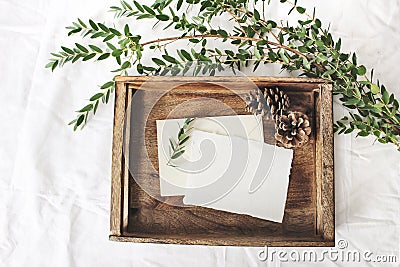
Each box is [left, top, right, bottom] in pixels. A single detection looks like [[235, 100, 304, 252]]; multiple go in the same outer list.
[[140, 34, 308, 59]]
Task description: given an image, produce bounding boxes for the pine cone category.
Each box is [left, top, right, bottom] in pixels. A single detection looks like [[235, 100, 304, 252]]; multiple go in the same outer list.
[[264, 87, 290, 119], [245, 87, 268, 116], [275, 111, 312, 148], [245, 87, 290, 119]]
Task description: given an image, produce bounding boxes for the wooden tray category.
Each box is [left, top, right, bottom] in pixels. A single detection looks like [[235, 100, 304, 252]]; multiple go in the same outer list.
[[110, 76, 334, 246]]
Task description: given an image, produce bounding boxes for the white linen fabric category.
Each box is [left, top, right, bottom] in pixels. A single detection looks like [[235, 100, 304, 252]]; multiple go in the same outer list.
[[1, 0, 399, 266]]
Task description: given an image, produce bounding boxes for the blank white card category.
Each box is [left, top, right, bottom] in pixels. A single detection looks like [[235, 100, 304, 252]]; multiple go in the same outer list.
[[182, 130, 293, 223], [156, 115, 263, 196]]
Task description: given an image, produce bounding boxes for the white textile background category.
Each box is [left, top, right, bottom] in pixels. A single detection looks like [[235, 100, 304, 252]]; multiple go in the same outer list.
[[1, 0, 399, 266]]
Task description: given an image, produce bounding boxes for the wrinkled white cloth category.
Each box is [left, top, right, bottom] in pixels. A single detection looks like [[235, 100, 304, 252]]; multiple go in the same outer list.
[[1, 0, 399, 266]]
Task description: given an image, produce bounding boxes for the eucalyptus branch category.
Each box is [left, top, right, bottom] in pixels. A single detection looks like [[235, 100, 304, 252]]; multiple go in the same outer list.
[[46, 0, 400, 150]]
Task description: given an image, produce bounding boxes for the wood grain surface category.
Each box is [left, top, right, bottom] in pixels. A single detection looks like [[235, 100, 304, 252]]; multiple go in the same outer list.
[[110, 76, 334, 246]]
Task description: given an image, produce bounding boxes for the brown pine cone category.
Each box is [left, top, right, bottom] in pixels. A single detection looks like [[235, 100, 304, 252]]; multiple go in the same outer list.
[[245, 87, 268, 116], [245, 87, 290, 119], [264, 87, 290, 119], [275, 111, 312, 148]]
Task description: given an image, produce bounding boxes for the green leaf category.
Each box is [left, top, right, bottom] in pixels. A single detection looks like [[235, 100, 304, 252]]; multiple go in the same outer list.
[[124, 24, 130, 35], [45, 61, 55, 68], [253, 9, 260, 20], [83, 53, 96, 61], [89, 19, 98, 31], [278, 32, 284, 44], [121, 61, 131, 69], [169, 138, 175, 150], [180, 50, 192, 61], [78, 18, 87, 28], [357, 131, 369, 137], [137, 63, 143, 74], [89, 45, 103, 53], [171, 150, 185, 159], [101, 81, 114, 89], [296, 6, 306, 14], [97, 53, 110, 60], [93, 100, 99, 115], [217, 29, 228, 38], [162, 54, 177, 64], [199, 54, 211, 62], [78, 104, 93, 112], [121, 0, 132, 10], [298, 46, 308, 53], [344, 128, 354, 134], [61, 46, 74, 55], [371, 84, 380, 94], [357, 65, 366, 76], [105, 89, 111, 103], [280, 52, 289, 64], [178, 132, 186, 141], [143, 5, 155, 15], [382, 90, 389, 105], [315, 19, 322, 28], [109, 28, 121, 36], [91, 32, 104, 39], [316, 53, 329, 63], [254, 47, 261, 59], [112, 49, 123, 57], [103, 34, 115, 42], [137, 14, 154, 19], [68, 28, 81, 36], [152, 58, 165, 65], [184, 118, 195, 125], [179, 135, 190, 145], [378, 138, 387, 144], [51, 60, 58, 71], [156, 14, 169, 21], [352, 53, 357, 65], [76, 114, 85, 127], [354, 87, 362, 99], [177, 0, 183, 10], [90, 93, 104, 101], [302, 57, 311, 70], [133, 1, 144, 12], [98, 23, 110, 32], [345, 98, 361, 106], [335, 38, 342, 51], [178, 127, 184, 138], [189, 38, 200, 43], [268, 50, 278, 62], [75, 43, 88, 53], [106, 42, 117, 50]]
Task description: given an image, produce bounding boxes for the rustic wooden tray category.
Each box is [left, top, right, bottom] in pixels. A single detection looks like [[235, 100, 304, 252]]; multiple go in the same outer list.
[[110, 76, 334, 246]]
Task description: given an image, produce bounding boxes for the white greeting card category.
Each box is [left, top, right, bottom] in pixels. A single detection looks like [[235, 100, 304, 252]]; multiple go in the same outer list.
[[156, 115, 263, 196], [182, 130, 293, 223]]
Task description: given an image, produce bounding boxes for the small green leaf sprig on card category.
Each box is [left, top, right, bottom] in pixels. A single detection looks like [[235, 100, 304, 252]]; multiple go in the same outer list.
[[166, 118, 195, 167]]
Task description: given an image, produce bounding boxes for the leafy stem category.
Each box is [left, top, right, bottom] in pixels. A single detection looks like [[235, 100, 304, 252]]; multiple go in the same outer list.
[[166, 118, 195, 167], [47, 0, 400, 150]]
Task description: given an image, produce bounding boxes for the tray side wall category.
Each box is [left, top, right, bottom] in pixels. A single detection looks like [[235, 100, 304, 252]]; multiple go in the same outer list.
[[315, 84, 335, 242], [110, 82, 130, 236]]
